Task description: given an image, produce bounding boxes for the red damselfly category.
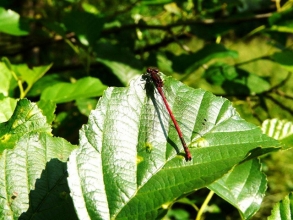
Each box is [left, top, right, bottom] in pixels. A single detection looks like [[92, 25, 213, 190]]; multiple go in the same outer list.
[[143, 67, 192, 161]]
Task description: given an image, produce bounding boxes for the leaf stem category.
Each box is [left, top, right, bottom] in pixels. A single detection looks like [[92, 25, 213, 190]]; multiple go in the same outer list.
[[196, 190, 214, 220]]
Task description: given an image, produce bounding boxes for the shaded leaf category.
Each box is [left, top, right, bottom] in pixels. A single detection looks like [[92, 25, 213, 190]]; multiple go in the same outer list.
[[94, 42, 143, 85], [204, 62, 270, 94], [271, 50, 293, 71], [172, 43, 238, 74], [63, 11, 104, 46], [0, 132, 78, 219], [268, 8, 293, 26], [67, 73, 278, 219]]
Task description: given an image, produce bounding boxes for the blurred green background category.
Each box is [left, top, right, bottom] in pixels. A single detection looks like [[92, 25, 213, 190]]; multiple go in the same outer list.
[[1, 0, 293, 219]]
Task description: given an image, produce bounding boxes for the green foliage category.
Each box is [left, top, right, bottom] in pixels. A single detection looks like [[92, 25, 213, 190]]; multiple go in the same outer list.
[[268, 193, 293, 220], [0, 99, 51, 152], [0, 0, 293, 219], [40, 77, 107, 103], [209, 159, 267, 219], [67, 75, 278, 219], [0, 7, 29, 36]]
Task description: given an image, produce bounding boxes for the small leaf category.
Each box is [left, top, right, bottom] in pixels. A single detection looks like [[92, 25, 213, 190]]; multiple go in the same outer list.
[[268, 193, 293, 220], [0, 97, 17, 123], [11, 63, 53, 90], [67, 73, 279, 219], [0, 132, 77, 219], [0, 99, 51, 152], [271, 50, 293, 71], [0, 61, 17, 97], [0, 7, 29, 36], [40, 77, 107, 103], [14, 63, 53, 85], [2, 58, 53, 97], [208, 159, 267, 219]]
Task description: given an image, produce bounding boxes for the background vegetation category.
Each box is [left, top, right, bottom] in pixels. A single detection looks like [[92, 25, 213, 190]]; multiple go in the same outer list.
[[1, 0, 293, 219]]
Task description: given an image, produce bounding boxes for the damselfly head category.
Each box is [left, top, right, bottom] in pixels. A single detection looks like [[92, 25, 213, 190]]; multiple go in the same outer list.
[[146, 67, 159, 75]]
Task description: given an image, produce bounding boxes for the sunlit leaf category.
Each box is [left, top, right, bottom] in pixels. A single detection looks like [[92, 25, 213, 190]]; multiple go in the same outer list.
[[0, 97, 17, 123], [262, 119, 293, 150], [0, 61, 17, 97], [11, 63, 53, 89], [67, 73, 278, 219], [2, 58, 53, 97], [0, 7, 29, 36], [40, 77, 107, 103], [0, 99, 51, 152]]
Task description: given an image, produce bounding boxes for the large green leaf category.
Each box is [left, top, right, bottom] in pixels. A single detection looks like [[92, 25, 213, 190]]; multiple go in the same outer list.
[[0, 99, 51, 152], [0, 132, 78, 219], [67, 73, 278, 219], [40, 77, 107, 103], [208, 159, 267, 219]]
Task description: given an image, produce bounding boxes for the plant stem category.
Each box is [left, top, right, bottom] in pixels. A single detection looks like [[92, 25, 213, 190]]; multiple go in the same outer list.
[[196, 190, 214, 220]]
